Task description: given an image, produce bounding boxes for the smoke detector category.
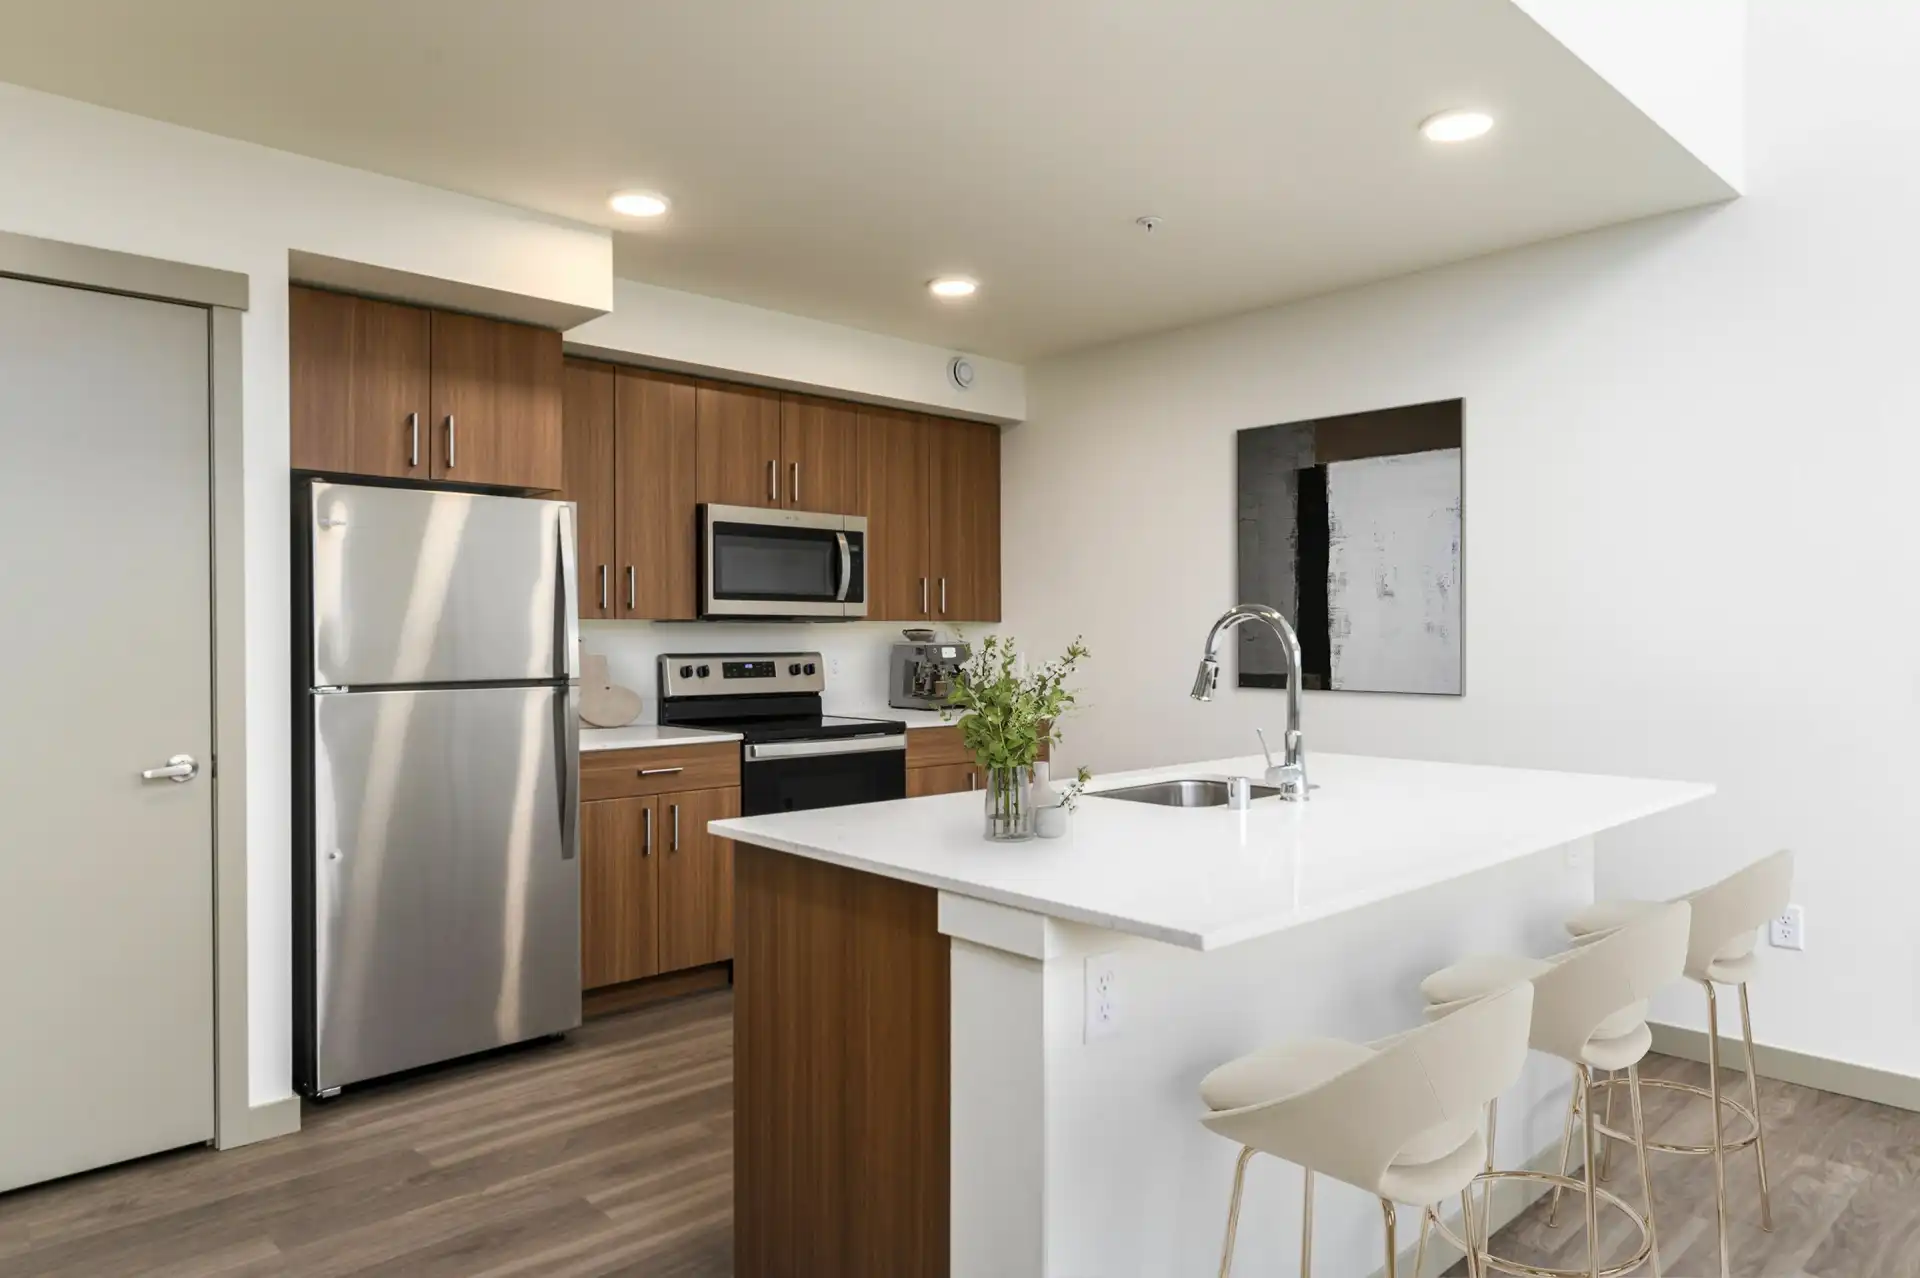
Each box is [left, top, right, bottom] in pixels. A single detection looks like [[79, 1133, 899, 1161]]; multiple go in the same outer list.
[[948, 356, 976, 391], [1135, 216, 1163, 233]]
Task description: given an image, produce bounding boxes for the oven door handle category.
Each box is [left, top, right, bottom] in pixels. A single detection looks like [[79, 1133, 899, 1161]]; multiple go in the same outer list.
[[744, 734, 908, 762], [834, 531, 852, 603]]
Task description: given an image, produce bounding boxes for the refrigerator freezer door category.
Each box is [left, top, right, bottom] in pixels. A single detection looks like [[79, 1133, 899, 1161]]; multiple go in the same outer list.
[[309, 482, 578, 687], [311, 685, 581, 1092]]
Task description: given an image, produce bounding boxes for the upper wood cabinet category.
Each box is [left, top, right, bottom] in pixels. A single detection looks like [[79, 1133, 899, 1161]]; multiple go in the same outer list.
[[859, 410, 1000, 622], [696, 383, 783, 507], [779, 396, 861, 514], [289, 286, 430, 478], [430, 310, 563, 490], [562, 361, 616, 619], [929, 418, 1002, 623], [289, 285, 563, 491]]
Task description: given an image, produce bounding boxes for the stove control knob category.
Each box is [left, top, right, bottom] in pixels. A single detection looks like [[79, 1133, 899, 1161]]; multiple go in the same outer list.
[[678, 665, 693, 679], [804, 662, 817, 675], [788, 663, 802, 676], [696, 664, 711, 678]]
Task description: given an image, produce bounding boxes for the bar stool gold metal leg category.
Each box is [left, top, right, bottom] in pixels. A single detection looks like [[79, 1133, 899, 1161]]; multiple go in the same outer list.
[[1482, 1098, 1499, 1255], [1627, 1063, 1662, 1278], [1547, 1069, 1581, 1227], [1415, 1206, 1431, 1278], [1302, 1168, 1315, 1277], [1738, 982, 1774, 1232], [1218, 1145, 1255, 1278], [1598, 1069, 1618, 1181], [1381, 1199, 1399, 1278], [1581, 1064, 1601, 1278], [1459, 1190, 1484, 1278], [1704, 983, 1732, 1278]]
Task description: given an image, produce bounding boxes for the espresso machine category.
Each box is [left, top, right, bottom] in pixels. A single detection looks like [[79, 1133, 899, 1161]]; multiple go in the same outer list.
[[888, 636, 970, 709]]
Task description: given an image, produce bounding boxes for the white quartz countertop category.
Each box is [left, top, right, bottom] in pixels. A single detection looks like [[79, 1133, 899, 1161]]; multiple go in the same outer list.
[[710, 752, 1713, 951], [579, 724, 743, 751]]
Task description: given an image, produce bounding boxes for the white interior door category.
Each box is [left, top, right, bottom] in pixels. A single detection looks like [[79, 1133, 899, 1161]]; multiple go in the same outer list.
[[0, 274, 215, 1191]]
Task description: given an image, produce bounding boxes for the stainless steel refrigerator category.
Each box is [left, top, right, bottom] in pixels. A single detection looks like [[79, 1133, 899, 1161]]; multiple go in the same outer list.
[[294, 480, 581, 1096]]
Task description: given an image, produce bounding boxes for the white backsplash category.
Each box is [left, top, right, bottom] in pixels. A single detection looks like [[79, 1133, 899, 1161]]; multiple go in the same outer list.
[[580, 619, 982, 719]]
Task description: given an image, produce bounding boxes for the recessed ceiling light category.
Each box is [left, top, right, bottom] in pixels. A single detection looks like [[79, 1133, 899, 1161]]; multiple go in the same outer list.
[[1420, 109, 1494, 143], [928, 276, 978, 300], [609, 191, 670, 218]]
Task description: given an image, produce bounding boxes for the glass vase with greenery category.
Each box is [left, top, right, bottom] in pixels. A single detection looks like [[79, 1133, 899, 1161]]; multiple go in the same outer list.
[[945, 634, 1089, 841]]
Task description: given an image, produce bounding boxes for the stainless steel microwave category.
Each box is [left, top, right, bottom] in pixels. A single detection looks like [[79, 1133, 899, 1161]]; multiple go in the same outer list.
[[699, 504, 868, 619]]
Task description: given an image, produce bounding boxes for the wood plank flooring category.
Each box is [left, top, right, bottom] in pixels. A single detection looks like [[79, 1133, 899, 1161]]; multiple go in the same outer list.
[[6, 1005, 1920, 1278], [0, 993, 733, 1278], [1452, 1052, 1920, 1277]]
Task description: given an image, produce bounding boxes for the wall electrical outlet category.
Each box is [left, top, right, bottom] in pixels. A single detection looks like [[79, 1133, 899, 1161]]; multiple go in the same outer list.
[[1769, 904, 1806, 951], [1084, 954, 1121, 1042]]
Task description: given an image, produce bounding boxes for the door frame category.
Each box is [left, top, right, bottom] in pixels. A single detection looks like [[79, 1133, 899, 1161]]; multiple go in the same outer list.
[[0, 230, 264, 1149]]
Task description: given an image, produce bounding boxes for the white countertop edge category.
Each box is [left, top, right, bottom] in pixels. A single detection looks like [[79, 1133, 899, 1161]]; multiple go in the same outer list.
[[579, 724, 744, 751]]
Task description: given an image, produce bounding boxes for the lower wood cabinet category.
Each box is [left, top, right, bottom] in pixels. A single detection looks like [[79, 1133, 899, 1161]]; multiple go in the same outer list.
[[581, 784, 740, 989], [907, 762, 981, 797]]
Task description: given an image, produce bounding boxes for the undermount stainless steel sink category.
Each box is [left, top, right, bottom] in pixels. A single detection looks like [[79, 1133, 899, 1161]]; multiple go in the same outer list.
[[1087, 778, 1280, 808]]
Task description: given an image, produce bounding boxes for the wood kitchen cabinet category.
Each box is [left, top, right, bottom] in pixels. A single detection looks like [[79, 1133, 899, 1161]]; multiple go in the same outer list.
[[581, 786, 740, 990], [695, 382, 783, 507], [657, 786, 740, 971], [289, 286, 431, 478], [907, 762, 981, 797], [561, 360, 698, 620], [779, 395, 861, 514], [290, 285, 563, 491], [859, 410, 1001, 622]]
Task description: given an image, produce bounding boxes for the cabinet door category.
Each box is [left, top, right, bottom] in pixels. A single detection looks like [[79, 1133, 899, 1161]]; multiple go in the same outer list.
[[615, 368, 699, 620], [779, 395, 861, 514], [857, 408, 931, 621], [561, 360, 616, 619], [929, 418, 1002, 622], [695, 382, 782, 508], [658, 787, 740, 971], [429, 311, 563, 490], [580, 797, 660, 989], [289, 286, 429, 478], [907, 763, 982, 797]]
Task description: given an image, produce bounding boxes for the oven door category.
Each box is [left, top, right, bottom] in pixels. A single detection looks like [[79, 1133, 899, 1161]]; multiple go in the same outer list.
[[701, 505, 866, 619], [741, 734, 906, 815]]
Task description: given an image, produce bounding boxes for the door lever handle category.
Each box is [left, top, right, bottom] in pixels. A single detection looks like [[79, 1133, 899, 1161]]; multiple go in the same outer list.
[[141, 754, 199, 783]]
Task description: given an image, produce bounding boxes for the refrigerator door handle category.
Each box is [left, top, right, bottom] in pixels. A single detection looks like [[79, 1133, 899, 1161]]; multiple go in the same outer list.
[[555, 686, 578, 861], [555, 505, 580, 680]]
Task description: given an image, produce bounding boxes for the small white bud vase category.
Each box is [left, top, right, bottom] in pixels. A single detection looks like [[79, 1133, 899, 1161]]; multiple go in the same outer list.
[[1031, 760, 1060, 809], [1035, 804, 1071, 839]]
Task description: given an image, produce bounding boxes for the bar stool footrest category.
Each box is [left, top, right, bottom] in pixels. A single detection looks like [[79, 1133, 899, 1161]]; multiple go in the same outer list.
[[1429, 1169, 1653, 1278], [1588, 1073, 1759, 1155]]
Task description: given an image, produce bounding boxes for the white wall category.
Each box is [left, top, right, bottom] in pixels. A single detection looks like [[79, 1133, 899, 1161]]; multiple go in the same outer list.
[[1006, 0, 1920, 1076], [0, 81, 612, 1107], [1515, 0, 1747, 190], [567, 277, 1026, 424]]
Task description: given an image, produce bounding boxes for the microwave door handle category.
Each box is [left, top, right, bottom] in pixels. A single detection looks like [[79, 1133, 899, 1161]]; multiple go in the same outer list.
[[835, 531, 851, 602]]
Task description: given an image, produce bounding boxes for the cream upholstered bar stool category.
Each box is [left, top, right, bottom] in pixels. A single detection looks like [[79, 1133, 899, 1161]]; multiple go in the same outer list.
[[1561, 850, 1794, 1278], [1419, 900, 1692, 1278], [1199, 981, 1533, 1278]]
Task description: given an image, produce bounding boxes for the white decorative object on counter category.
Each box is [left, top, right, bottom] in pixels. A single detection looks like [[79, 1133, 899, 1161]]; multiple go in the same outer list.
[[578, 653, 643, 728], [1035, 804, 1071, 839]]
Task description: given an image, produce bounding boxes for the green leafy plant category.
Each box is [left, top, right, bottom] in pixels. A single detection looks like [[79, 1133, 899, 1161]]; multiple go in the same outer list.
[[944, 634, 1090, 769]]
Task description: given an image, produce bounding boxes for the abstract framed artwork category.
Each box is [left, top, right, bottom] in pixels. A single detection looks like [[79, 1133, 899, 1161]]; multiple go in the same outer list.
[[1235, 398, 1462, 695]]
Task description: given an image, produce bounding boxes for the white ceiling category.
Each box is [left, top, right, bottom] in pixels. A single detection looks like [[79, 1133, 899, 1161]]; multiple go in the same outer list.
[[0, 0, 1734, 360]]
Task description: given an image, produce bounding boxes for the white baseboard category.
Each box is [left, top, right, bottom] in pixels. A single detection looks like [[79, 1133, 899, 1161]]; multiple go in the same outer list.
[[217, 1094, 301, 1149], [1648, 1023, 1920, 1114], [1367, 1136, 1567, 1278]]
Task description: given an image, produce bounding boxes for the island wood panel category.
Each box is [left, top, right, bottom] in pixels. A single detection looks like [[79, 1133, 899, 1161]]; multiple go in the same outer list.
[[289, 285, 429, 478], [428, 310, 563, 490], [580, 796, 658, 989], [560, 359, 616, 618], [928, 417, 1001, 622], [858, 407, 931, 621], [658, 786, 739, 971], [695, 381, 782, 508], [778, 394, 861, 514], [735, 844, 950, 1278], [615, 367, 699, 619]]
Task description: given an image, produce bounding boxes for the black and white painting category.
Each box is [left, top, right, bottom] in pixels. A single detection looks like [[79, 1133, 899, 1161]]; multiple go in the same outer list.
[[1236, 398, 1462, 695]]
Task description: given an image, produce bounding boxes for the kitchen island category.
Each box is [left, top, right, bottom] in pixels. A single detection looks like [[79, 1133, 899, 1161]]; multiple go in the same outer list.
[[711, 751, 1711, 1278]]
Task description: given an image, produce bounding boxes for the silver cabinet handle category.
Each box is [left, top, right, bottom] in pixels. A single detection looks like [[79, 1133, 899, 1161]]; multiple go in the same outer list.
[[940, 577, 948, 615], [967, 770, 977, 792], [767, 458, 777, 503], [445, 415, 456, 469], [141, 754, 198, 783], [637, 766, 684, 776], [671, 803, 681, 853], [642, 806, 652, 857], [598, 564, 608, 611], [920, 577, 929, 616], [407, 412, 419, 468], [627, 565, 636, 611], [791, 461, 800, 505]]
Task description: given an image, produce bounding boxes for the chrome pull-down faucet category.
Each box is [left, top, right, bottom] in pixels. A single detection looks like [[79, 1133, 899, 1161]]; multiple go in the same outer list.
[[1191, 603, 1309, 801]]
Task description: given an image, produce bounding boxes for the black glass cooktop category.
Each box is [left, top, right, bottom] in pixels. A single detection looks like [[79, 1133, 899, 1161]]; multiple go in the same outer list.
[[718, 713, 906, 745]]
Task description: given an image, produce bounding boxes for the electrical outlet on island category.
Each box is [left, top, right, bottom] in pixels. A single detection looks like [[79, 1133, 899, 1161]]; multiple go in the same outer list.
[[1769, 904, 1805, 951]]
